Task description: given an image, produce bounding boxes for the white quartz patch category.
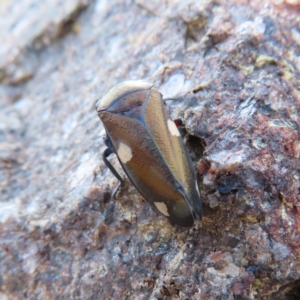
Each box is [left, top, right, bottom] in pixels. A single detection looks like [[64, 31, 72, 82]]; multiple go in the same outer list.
[[159, 73, 185, 98], [167, 120, 180, 137], [209, 145, 249, 168], [195, 180, 200, 195], [154, 202, 170, 216], [117, 142, 132, 163]]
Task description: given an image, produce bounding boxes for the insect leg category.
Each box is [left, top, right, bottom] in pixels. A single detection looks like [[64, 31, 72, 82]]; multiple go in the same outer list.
[[102, 134, 123, 199], [102, 148, 123, 183]]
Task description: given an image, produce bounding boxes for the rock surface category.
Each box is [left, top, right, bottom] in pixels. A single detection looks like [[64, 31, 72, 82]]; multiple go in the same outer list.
[[1, 0, 300, 299]]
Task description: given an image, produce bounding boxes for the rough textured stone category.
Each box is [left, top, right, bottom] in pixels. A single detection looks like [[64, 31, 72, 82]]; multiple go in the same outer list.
[[1, 0, 300, 299]]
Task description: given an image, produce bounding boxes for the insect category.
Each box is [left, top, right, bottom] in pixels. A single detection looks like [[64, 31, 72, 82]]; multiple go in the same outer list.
[[96, 81, 202, 227]]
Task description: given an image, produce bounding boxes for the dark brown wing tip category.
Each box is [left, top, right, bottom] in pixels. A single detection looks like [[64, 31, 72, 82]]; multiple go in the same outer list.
[[169, 215, 194, 228]]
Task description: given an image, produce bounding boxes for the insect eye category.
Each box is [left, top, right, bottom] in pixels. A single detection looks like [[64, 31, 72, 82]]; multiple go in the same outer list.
[[174, 119, 183, 127]]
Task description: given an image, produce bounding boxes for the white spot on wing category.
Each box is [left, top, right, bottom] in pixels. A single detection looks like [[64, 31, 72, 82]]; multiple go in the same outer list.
[[167, 119, 180, 137], [117, 142, 132, 163], [154, 202, 170, 216]]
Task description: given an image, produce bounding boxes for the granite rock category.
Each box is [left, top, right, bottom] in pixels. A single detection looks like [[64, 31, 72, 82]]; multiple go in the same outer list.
[[0, 0, 300, 299]]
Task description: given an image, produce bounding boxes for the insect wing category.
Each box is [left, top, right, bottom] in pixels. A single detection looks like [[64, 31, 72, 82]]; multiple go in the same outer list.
[[100, 114, 194, 227], [144, 88, 202, 220]]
